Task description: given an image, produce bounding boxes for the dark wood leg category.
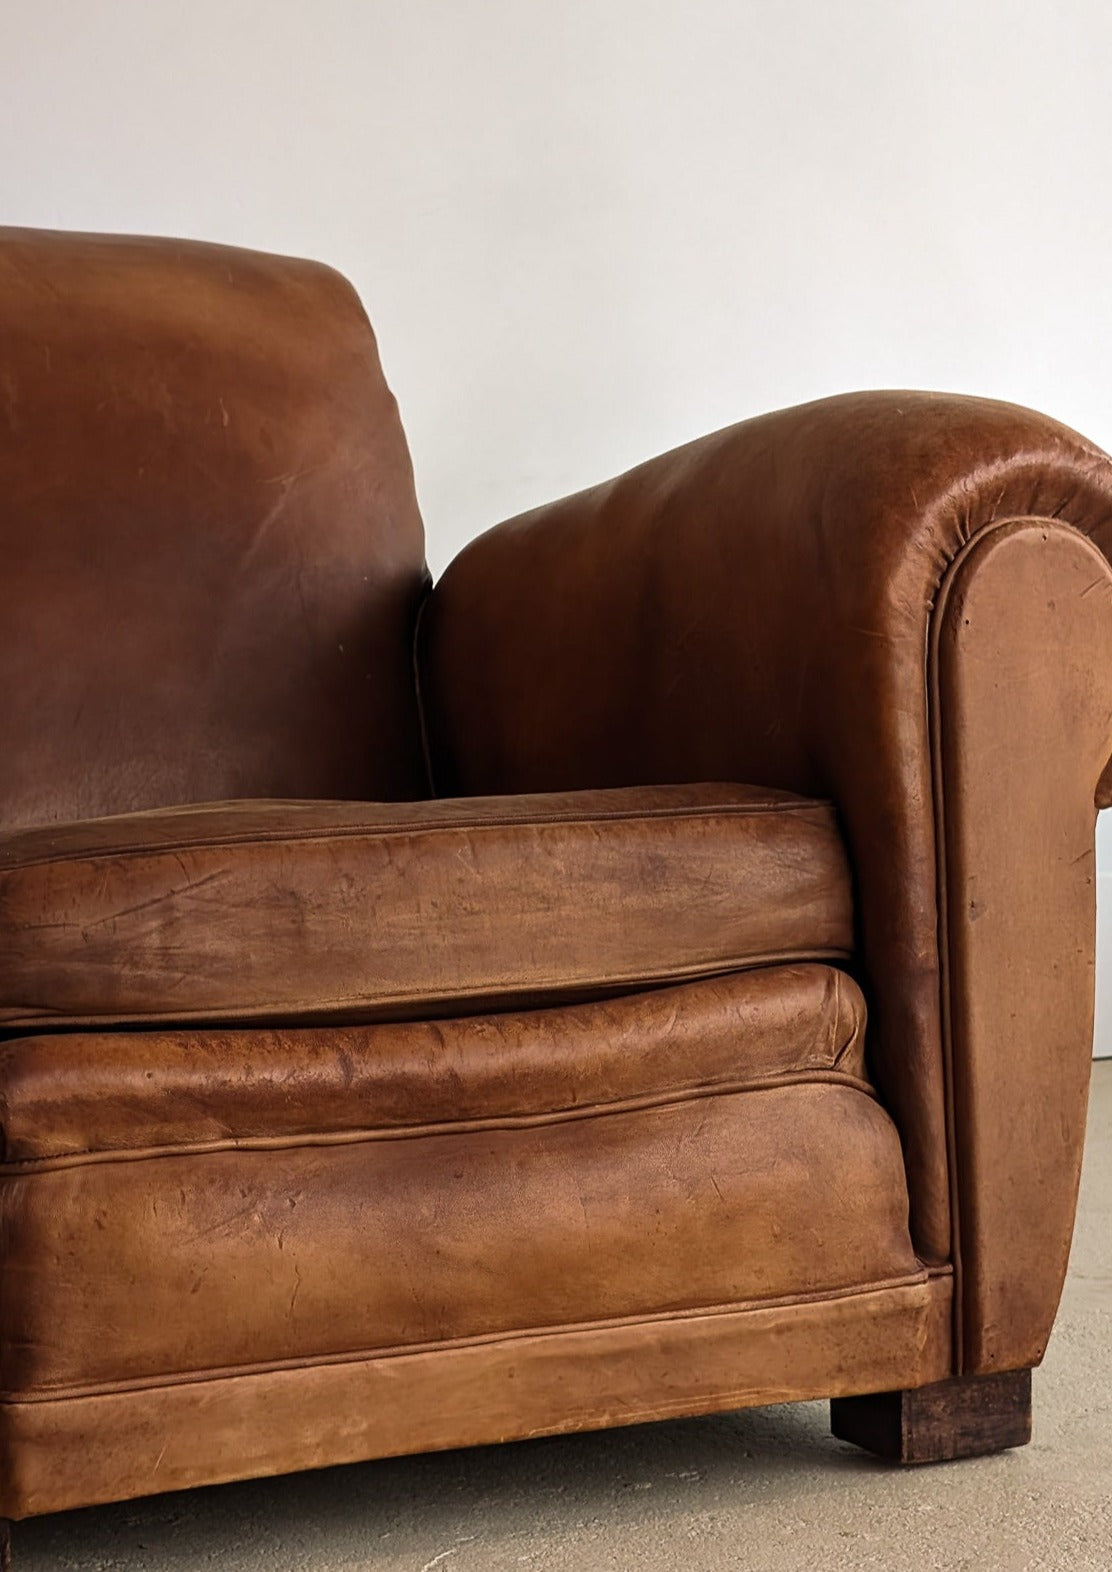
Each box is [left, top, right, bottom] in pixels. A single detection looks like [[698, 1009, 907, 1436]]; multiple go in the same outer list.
[[831, 1368, 1032, 1464]]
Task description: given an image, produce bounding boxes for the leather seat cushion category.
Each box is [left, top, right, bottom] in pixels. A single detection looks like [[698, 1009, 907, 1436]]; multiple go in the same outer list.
[[0, 966, 922, 1397], [0, 783, 852, 1030]]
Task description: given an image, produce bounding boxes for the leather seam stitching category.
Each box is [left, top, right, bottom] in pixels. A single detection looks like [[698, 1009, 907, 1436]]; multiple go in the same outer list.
[[0, 1270, 942, 1405], [0, 1067, 877, 1170], [0, 947, 854, 1030], [0, 800, 836, 873]]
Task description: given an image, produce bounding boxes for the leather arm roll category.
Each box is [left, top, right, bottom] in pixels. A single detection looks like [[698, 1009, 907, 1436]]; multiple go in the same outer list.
[[421, 390, 1112, 1370]]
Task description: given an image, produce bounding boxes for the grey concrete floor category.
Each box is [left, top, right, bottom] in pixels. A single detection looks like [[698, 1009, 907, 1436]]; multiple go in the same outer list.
[[17, 1063, 1112, 1572]]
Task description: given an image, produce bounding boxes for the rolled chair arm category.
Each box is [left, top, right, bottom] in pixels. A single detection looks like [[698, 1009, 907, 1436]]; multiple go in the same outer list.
[[420, 391, 1112, 1370]]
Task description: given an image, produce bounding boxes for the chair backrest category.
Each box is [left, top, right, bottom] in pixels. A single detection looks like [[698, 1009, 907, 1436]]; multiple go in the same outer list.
[[0, 227, 429, 829]]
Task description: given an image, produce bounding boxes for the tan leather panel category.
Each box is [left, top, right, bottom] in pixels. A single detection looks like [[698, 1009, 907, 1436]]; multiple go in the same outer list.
[[0, 964, 866, 1161], [0, 1275, 952, 1518], [0, 227, 429, 824], [421, 391, 1112, 1261], [0, 1082, 915, 1396], [933, 519, 1112, 1372], [0, 785, 852, 1029]]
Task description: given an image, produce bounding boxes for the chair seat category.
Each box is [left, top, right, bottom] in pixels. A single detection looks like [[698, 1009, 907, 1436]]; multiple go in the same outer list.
[[0, 966, 920, 1400], [0, 783, 852, 1030]]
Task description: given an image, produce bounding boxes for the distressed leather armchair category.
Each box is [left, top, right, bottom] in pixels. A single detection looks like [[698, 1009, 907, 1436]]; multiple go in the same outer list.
[[1, 226, 1111, 1558]]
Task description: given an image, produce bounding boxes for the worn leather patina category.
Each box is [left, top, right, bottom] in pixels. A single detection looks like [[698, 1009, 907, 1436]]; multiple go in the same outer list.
[[1, 225, 1111, 1525]]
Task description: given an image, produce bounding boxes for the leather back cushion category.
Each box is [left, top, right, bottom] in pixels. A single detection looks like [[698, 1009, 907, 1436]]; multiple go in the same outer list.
[[0, 228, 429, 828]]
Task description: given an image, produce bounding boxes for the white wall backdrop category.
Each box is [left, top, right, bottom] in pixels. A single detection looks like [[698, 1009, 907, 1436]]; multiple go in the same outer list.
[[4, 1, 1112, 1048]]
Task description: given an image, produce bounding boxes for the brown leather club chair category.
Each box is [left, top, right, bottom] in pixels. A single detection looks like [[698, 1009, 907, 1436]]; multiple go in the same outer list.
[[1, 225, 1110, 1560]]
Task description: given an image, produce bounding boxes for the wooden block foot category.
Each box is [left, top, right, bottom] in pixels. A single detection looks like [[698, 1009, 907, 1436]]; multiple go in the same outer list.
[[830, 1368, 1032, 1464]]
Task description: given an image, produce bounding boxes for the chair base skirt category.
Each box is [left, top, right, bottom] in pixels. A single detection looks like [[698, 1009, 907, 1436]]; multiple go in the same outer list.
[[0, 1274, 951, 1520], [830, 1367, 1032, 1463]]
